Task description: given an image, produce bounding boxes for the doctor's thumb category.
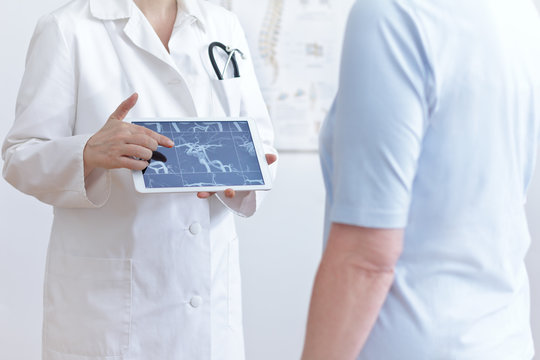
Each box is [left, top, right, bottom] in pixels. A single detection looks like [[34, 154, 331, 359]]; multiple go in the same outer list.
[[109, 93, 139, 121]]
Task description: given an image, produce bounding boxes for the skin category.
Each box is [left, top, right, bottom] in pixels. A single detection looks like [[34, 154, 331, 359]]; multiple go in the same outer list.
[[301, 224, 404, 360], [83, 93, 174, 177], [134, 0, 177, 53], [83, 2, 277, 200]]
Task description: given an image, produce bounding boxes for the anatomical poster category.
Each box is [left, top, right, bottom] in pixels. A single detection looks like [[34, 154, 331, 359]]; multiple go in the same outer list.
[[207, 0, 355, 151]]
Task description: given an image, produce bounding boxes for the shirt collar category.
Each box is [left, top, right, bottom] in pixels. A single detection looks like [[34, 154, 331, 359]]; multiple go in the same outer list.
[[89, 0, 207, 31]]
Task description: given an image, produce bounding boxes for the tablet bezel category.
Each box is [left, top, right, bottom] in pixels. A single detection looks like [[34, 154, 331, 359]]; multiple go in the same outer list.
[[128, 117, 273, 193]]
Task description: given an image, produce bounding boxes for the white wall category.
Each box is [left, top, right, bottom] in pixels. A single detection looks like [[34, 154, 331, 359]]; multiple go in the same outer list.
[[0, 1, 66, 359], [1, 1, 540, 360], [236, 154, 324, 359]]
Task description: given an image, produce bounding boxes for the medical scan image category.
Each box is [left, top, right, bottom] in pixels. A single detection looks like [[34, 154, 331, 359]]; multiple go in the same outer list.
[[133, 121, 265, 188]]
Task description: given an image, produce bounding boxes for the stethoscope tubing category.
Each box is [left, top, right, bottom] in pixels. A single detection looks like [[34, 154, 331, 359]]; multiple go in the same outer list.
[[208, 41, 241, 80]]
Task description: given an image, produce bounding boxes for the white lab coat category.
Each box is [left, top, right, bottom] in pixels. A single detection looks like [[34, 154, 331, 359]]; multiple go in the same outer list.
[[2, 0, 276, 359]]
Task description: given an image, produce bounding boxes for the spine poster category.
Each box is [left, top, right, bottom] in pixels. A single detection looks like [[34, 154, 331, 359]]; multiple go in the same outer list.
[[208, 0, 355, 151]]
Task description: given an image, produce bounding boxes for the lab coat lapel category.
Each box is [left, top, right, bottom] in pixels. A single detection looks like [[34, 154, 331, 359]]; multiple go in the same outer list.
[[90, 0, 175, 70], [123, 9, 181, 74], [122, 12, 200, 116], [92, 0, 199, 116]]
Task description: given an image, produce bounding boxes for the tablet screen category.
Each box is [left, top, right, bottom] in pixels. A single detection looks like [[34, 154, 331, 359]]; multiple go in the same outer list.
[[133, 120, 265, 189]]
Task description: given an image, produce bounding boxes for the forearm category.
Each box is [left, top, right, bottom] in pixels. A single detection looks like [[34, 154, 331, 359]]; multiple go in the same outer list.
[[302, 224, 402, 360], [302, 251, 394, 360]]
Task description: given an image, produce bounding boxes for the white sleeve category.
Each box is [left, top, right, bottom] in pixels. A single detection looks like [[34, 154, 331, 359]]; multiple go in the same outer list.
[[2, 14, 111, 208], [215, 14, 278, 217]]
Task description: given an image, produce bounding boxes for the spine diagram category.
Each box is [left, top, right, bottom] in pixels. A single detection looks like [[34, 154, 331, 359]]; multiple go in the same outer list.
[[258, 0, 284, 83]]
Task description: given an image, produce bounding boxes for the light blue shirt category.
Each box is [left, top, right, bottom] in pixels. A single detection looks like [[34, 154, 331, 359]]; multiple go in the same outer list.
[[320, 0, 540, 358]]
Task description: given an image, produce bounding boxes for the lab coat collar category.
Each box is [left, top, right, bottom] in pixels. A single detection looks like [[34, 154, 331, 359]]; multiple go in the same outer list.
[[89, 0, 207, 32], [181, 0, 207, 32], [89, 0, 132, 20]]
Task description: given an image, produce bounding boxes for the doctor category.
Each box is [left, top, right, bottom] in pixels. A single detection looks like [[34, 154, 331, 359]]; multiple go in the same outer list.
[[2, 0, 277, 359]]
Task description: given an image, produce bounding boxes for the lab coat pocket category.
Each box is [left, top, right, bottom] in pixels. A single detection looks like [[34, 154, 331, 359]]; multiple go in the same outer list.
[[44, 252, 132, 357], [227, 237, 243, 328], [211, 78, 242, 117]]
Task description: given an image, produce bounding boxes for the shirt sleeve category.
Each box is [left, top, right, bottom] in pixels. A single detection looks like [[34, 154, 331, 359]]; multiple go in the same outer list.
[[1, 14, 111, 208], [328, 0, 436, 228], [215, 13, 278, 217]]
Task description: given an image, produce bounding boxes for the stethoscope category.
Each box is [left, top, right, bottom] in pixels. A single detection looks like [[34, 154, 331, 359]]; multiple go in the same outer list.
[[208, 41, 245, 80]]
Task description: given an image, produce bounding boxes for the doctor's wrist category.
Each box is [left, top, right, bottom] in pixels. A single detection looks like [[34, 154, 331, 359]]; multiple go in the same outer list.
[[83, 139, 97, 178]]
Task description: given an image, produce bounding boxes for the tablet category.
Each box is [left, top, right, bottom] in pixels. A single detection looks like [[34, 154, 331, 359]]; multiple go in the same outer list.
[[128, 118, 273, 193]]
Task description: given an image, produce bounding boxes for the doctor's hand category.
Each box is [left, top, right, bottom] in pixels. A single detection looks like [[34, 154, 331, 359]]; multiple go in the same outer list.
[[197, 153, 278, 200], [83, 93, 175, 178]]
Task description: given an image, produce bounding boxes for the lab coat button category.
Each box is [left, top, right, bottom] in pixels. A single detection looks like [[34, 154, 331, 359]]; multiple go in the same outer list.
[[189, 222, 202, 235], [190, 296, 202, 308], [168, 78, 182, 85]]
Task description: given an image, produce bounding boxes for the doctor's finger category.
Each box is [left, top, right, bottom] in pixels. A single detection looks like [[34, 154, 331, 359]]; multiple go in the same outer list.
[[132, 125, 175, 148], [117, 156, 149, 171], [121, 144, 153, 161], [197, 192, 215, 199], [265, 153, 277, 165], [126, 133, 159, 151], [109, 93, 139, 121], [224, 188, 235, 198]]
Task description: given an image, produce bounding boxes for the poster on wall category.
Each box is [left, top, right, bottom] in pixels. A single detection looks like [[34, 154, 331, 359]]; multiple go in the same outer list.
[[207, 0, 355, 151]]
